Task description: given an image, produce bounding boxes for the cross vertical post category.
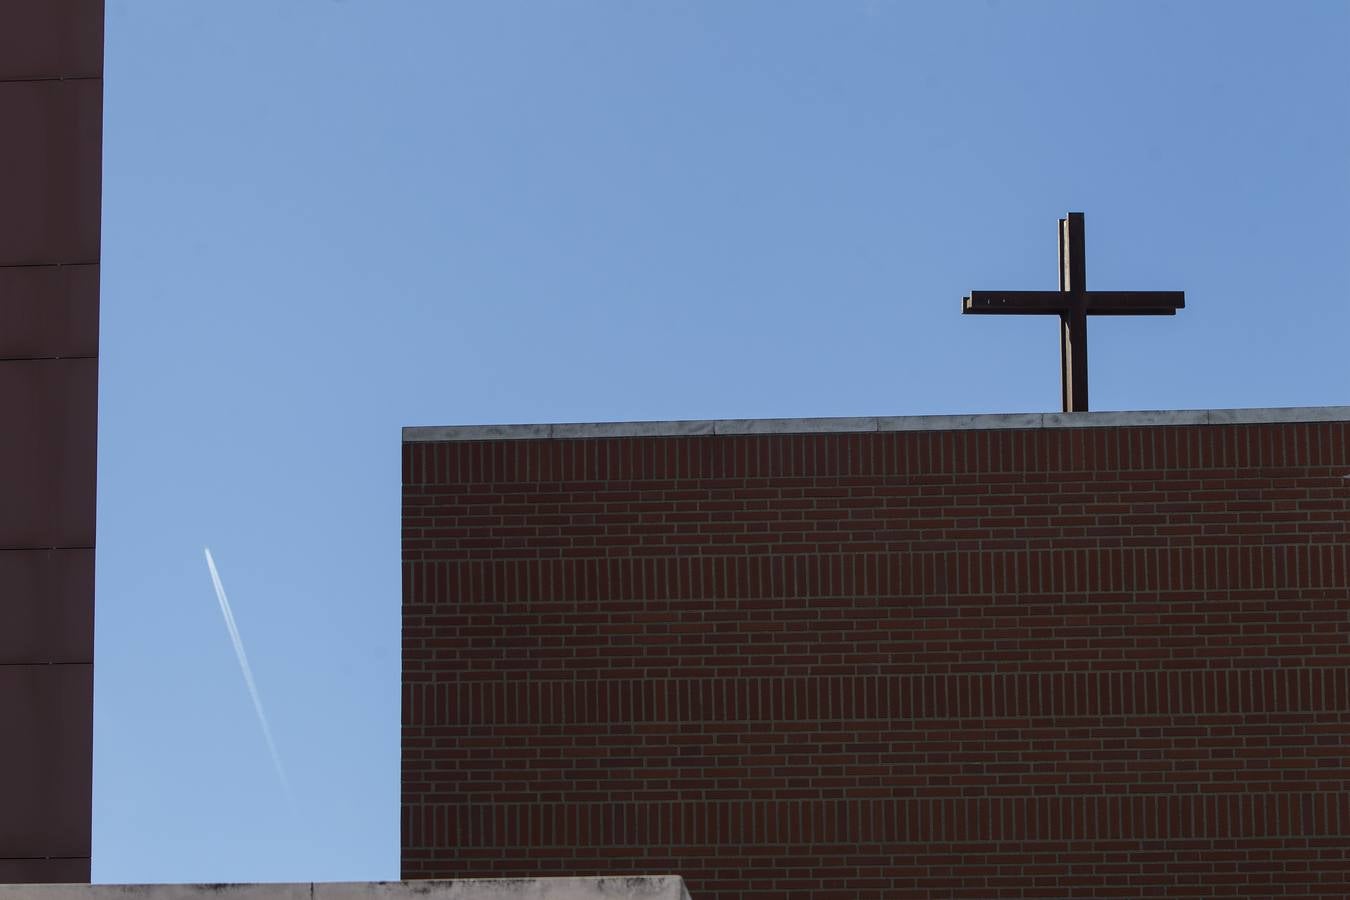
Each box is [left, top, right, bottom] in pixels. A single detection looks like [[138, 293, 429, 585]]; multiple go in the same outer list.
[[1059, 213, 1088, 412]]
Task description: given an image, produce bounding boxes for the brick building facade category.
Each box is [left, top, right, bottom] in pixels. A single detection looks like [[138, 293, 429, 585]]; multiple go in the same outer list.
[[402, 408, 1350, 898], [0, 0, 102, 883]]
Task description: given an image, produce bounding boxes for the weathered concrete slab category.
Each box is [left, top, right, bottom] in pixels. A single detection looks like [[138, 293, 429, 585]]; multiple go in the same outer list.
[[874, 412, 1042, 432], [406, 423, 553, 442], [714, 415, 877, 435], [0, 880, 691, 900], [1206, 405, 1350, 425], [1041, 408, 1210, 429], [319, 878, 690, 900], [551, 420, 715, 439], [404, 406, 1350, 442]]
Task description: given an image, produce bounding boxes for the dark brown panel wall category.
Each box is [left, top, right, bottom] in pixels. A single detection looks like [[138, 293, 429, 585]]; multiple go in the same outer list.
[[0, 0, 101, 883], [403, 420, 1350, 898]]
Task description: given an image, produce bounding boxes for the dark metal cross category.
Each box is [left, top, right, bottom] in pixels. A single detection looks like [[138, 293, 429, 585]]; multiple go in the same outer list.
[[962, 212, 1184, 412]]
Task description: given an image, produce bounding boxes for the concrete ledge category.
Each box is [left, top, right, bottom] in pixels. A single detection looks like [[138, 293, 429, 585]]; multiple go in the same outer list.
[[0, 879, 691, 900], [403, 406, 1350, 443]]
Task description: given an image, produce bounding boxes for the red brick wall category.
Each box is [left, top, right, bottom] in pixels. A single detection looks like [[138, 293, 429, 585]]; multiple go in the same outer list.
[[402, 419, 1350, 898], [0, 0, 101, 882]]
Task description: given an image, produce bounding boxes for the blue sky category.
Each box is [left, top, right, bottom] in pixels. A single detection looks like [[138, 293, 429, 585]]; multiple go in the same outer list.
[[94, 0, 1349, 884]]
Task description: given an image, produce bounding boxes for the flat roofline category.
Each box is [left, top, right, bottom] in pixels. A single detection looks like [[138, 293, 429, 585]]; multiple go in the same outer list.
[[403, 405, 1350, 443], [0, 879, 691, 900]]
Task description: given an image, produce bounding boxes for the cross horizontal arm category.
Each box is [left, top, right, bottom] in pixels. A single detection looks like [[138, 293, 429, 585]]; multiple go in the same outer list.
[[963, 291, 1070, 314], [962, 290, 1185, 315], [1078, 291, 1185, 315]]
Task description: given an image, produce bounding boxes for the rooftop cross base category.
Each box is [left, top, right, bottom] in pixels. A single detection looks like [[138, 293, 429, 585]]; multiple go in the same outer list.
[[962, 212, 1184, 412]]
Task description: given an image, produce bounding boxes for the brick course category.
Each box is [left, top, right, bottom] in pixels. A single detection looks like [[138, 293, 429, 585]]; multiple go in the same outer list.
[[402, 419, 1350, 898]]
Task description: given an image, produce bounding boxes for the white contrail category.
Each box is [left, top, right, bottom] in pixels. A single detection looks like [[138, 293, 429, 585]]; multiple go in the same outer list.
[[204, 547, 294, 805]]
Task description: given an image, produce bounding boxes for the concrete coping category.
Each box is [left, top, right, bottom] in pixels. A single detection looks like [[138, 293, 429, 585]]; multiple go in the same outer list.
[[0, 879, 692, 900], [403, 405, 1350, 443]]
